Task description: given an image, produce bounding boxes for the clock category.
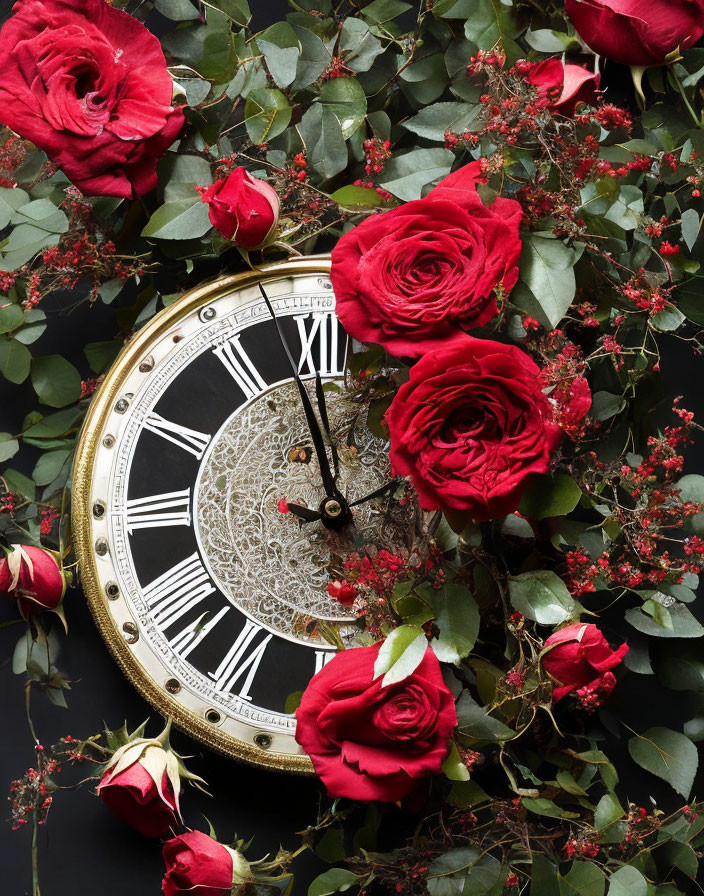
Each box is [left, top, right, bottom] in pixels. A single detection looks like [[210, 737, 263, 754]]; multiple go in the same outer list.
[[73, 256, 419, 772]]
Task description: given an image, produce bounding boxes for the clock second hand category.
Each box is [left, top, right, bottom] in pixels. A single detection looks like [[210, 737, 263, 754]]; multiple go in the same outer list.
[[258, 283, 349, 529]]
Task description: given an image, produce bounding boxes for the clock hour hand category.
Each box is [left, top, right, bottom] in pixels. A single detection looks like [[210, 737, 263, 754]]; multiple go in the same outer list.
[[314, 372, 339, 480], [285, 501, 322, 523]]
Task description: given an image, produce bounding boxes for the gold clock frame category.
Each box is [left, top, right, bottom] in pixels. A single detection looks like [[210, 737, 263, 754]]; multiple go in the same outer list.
[[73, 255, 336, 773]]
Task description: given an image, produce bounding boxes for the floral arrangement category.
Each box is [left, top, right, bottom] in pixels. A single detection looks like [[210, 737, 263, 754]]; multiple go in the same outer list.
[[2, 0, 704, 894]]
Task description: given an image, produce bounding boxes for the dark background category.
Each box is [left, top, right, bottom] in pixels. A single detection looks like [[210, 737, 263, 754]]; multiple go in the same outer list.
[[0, 2, 703, 893]]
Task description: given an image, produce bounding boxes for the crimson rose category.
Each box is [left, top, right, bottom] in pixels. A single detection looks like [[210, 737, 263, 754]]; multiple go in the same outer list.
[[543, 623, 629, 703], [528, 59, 600, 114], [0, 0, 184, 198], [162, 831, 236, 896], [386, 336, 562, 520], [295, 643, 456, 802], [565, 0, 704, 68], [97, 747, 180, 838], [0, 545, 65, 617], [200, 167, 280, 248], [330, 162, 523, 357]]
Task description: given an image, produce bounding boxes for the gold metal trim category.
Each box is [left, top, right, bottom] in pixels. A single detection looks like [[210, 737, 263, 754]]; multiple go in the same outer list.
[[73, 255, 335, 774]]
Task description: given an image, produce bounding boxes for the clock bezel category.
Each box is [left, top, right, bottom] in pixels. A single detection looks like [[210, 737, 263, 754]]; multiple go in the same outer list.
[[73, 255, 341, 774]]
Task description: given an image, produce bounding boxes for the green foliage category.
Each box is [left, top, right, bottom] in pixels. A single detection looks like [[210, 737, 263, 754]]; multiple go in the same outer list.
[[508, 570, 579, 625], [628, 728, 698, 798]]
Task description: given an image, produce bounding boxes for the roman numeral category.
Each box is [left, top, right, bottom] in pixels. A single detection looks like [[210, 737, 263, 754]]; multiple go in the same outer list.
[[142, 553, 215, 630], [142, 412, 211, 460], [209, 619, 272, 701], [314, 649, 336, 674], [294, 311, 346, 376], [125, 488, 191, 534], [214, 335, 267, 400], [169, 606, 230, 660]]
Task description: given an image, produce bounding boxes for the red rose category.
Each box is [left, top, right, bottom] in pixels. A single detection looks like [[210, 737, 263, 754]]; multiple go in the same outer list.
[[97, 749, 180, 838], [326, 580, 358, 607], [330, 162, 523, 358], [543, 623, 629, 702], [565, 0, 704, 68], [386, 336, 562, 520], [200, 168, 279, 248], [162, 831, 237, 896], [295, 643, 457, 802], [528, 59, 600, 114], [0, 545, 65, 617], [0, 0, 184, 198]]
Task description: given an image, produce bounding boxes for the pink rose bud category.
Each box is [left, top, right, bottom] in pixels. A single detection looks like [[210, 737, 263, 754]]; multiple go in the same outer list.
[[162, 831, 249, 896], [543, 622, 629, 703], [97, 738, 182, 838], [200, 168, 279, 248], [0, 545, 65, 617], [566, 0, 704, 68]]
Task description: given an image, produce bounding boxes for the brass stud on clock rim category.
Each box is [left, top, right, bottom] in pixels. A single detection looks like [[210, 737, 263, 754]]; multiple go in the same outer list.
[[92, 501, 105, 519], [254, 733, 272, 750], [114, 397, 129, 413], [105, 582, 119, 600], [122, 622, 139, 644], [199, 306, 217, 322], [165, 678, 181, 694], [95, 537, 108, 556], [139, 355, 154, 373], [205, 709, 221, 725]]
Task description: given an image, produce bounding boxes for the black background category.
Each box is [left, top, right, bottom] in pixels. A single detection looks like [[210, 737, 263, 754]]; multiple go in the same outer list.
[[0, 2, 703, 894]]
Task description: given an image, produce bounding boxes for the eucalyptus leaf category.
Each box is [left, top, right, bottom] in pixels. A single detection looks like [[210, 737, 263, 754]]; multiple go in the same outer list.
[[379, 147, 454, 201], [628, 727, 698, 798], [517, 234, 580, 329], [373, 624, 427, 686], [455, 692, 514, 742], [244, 88, 292, 143], [508, 570, 577, 625], [31, 355, 81, 408], [608, 866, 647, 896], [0, 337, 31, 384]]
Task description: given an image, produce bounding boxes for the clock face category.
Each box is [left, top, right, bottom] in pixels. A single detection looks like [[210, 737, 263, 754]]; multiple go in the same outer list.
[[73, 257, 419, 771]]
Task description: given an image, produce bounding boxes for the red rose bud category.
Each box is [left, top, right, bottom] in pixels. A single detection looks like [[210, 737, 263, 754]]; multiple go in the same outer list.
[[528, 59, 600, 114], [97, 737, 182, 838], [566, 0, 704, 68], [330, 161, 522, 357], [162, 831, 248, 896], [386, 336, 562, 520], [0, 545, 65, 617], [295, 643, 457, 802], [326, 580, 357, 606], [200, 168, 279, 248], [0, 0, 183, 198], [542, 622, 629, 703]]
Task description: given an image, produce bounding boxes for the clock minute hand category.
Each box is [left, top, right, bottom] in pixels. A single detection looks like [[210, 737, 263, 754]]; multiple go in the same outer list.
[[348, 479, 401, 508], [257, 283, 338, 501]]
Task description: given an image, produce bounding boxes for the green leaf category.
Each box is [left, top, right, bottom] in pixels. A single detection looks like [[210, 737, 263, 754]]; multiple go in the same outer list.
[[625, 601, 704, 638], [517, 234, 580, 329], [442, 741, 470, 781], [373, 624, 427, 686], [339, 18, 384, 73], [297, 105, 348, 180], [650, 303, 686, 332], [331, 185, 384, 208], [559, 862, 606, 896], [291, 25, 330, 89], [31, 355, 82, 408], [594, 793, 624, 829], [421, 582, 479, 664], [0, 303, 24, 334], [379, 147, 454, 201], [402, 102, 480, 142], [141, 199, 212, 240], [361, 0, 411, 23], [318, 77, 367, 139], [530, 856, 559, 896], [163, 10, 236, 81], [23, 408, 83, 440], [508, 570, 577, 625], [14, 308, 46, 345], [456, 692, 514, 742], [244, 88, 292, 143], [0, 433, 19, 463], [463, 0, 519, 56], [163, 153, 213, 201], [308, 868, 362, 896], [203, 0, 251, 27], [525, 28, 579, 53], [33, 449, 72, 486], [628, 727, 698, 798], [681, 208, 701, 251], [154, 0, 200, 19], [258, 23, 301, 89], [608, 867, 647, 896], [0, 186, 30, 229], [84, 340, 121, 374], [0, 336, 31, 384], [590, 391, 626, 421], [522, 798, 579, 819], [519, 473, 582, 520]]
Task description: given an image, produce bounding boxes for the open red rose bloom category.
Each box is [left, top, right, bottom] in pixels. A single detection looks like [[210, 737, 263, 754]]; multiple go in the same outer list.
[[386, 335, 563, 519], [295, 644, 457, 802], [0, 0, 183, 197], [330, 162, 523, 357]]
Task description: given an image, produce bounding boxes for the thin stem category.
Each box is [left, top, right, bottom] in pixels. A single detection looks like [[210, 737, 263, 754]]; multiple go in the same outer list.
[[671, 66, 702, 129], [31, 817, 41, 896]]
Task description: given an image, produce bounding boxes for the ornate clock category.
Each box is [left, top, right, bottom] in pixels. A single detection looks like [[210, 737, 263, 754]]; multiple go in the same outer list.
[[73, 256, 418, 772]]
